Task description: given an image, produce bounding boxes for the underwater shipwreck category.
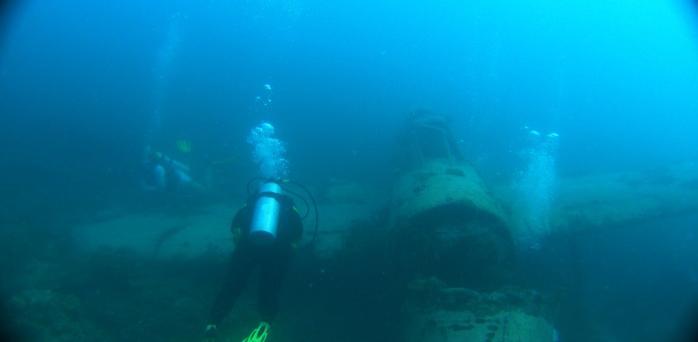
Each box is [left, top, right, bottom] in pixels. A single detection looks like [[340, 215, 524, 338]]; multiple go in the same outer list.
[[5, 112, 697, 341]]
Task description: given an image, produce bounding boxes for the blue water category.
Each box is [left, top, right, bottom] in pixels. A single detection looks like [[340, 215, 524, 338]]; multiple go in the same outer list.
[[1, 1, 698, 341]]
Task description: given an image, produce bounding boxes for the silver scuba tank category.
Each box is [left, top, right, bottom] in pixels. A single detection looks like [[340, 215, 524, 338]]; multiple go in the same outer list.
[[249, 181, 283, 245]]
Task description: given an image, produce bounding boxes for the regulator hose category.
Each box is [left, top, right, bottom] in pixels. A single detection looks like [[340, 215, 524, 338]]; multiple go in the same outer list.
[[282, 179, 320, 246]]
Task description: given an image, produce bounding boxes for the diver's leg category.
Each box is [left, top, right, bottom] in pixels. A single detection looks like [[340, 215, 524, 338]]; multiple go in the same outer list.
[[209, 244, 256, 325], [257, 247, 292, 323]]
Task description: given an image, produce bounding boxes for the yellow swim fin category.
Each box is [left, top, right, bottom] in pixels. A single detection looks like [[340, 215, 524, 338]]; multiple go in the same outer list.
[[242, 321, 271, 342]]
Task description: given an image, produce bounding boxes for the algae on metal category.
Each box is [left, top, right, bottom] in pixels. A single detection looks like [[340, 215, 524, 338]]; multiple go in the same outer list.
[[404, 277, 556, 342]]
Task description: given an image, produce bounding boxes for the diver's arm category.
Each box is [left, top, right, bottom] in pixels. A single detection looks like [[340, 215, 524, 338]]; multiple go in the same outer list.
[[170, 158, 191, 174], [288, 206, 304, 247], [230, 205, 249, 245]]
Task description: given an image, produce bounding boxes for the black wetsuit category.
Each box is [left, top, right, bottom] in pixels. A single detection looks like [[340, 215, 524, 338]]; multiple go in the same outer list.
[[209, 196, 303, 325]]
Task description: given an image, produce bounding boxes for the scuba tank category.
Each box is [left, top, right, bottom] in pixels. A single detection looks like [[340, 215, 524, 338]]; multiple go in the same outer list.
[[249, 181, 283, 245]]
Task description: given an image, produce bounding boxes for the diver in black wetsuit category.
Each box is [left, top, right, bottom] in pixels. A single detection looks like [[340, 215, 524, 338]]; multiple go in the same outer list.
[[204, 190, 303, 342]]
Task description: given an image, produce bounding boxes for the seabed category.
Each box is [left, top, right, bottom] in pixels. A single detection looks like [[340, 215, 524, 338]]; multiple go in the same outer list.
[[4, 161, 698, 341]]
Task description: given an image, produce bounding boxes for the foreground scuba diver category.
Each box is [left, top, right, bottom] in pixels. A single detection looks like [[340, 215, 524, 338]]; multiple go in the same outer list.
[[204, 181, 303, 342]]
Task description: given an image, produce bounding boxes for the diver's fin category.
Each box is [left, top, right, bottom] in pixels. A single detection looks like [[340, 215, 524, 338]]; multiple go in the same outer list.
[[242, 321, 271, 342]]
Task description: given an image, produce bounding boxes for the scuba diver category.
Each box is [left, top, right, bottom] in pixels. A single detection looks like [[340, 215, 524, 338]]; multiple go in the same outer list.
[[204, 181, 303, 342], [142, 146, 194, 193], [205, 122, 315, 342]]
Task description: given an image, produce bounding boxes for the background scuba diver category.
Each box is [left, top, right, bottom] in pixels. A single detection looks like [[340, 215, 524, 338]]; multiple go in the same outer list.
[[142, 146, 195, 193], [205, 186, 303, 341]]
